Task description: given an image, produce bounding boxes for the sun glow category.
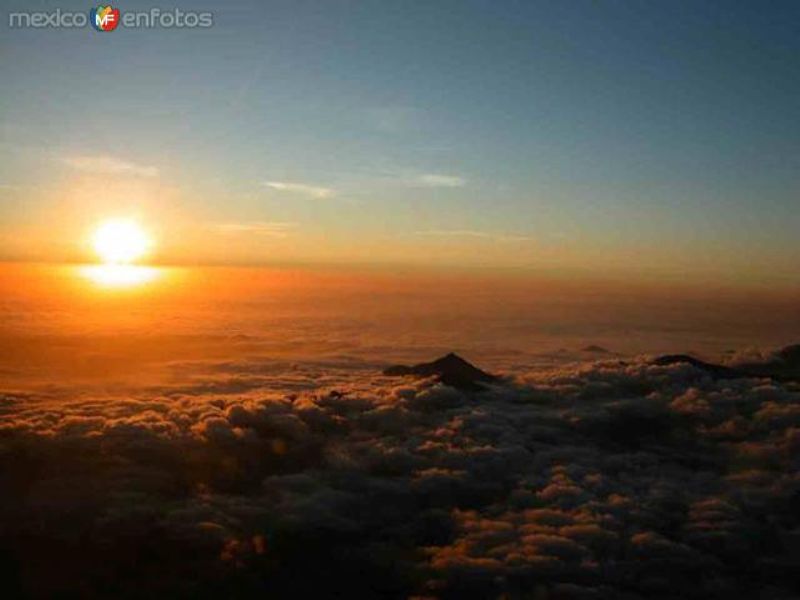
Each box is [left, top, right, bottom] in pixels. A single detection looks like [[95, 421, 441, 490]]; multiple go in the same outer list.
[[92, 219, 151, 265], [80, 264, 161, 287], [85, 220, 157, 288]]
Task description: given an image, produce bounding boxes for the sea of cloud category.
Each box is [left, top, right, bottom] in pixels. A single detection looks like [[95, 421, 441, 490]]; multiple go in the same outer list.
[[2, 354, 800, 598]]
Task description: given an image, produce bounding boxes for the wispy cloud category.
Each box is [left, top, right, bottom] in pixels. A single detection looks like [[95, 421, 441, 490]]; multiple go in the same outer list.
[[63, 155, 158, 178], [414, 229, 532, 242], [414, 174, 466, 188], [264, 181, 334, 199], [213, 221, 297, 238]]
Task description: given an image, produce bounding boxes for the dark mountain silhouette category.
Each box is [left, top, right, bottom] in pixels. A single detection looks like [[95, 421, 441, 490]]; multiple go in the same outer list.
[[653, 344, 800, 382], [383, 353, 498, 391], [652, 355, 744, 379]]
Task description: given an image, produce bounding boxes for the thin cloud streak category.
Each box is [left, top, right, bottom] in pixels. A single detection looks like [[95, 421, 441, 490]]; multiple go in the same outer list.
[[63, 155, 159, 178], [414, 173, 466, 188], [264, 181, 334, 199], [213, 221, 298, 238], [415, 229, 533, 242]]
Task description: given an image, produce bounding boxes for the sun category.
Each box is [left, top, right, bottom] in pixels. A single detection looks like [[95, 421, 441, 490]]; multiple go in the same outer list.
[[92, 219, 151, 264]]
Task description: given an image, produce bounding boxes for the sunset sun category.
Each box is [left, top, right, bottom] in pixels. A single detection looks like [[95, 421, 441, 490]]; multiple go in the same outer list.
[[92, 219, 151, 265]]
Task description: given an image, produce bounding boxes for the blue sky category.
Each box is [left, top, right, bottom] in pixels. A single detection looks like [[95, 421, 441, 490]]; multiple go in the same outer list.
[[1, 0, 799, 279]]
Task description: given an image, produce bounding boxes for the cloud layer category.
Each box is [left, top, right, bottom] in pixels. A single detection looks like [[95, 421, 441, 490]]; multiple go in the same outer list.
[[2, 356, 800, 597]]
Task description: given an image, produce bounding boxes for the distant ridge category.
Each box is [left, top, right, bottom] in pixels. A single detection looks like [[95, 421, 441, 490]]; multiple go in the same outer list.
[[383, 353, 498, 391], [653, 344, 800, 382], [652, 355, 744, 379]]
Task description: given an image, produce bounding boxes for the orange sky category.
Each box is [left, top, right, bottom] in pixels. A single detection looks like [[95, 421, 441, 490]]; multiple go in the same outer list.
[[1, 172, 797, 287]]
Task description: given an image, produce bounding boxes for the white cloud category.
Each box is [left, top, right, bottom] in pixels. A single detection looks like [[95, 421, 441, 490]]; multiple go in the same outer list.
[[63, 155, 159, 178], [264, 181, 334, 199], [213, 222, 297, 238], [414, 173, 466, 188]]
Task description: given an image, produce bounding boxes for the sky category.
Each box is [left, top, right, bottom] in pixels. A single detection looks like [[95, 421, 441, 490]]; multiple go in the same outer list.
[[4, 6, 800, 594], [1, 0, 799, 283]]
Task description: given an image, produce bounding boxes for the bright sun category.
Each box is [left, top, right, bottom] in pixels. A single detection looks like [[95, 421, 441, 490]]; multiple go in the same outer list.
[[92, 219, 151, 264]]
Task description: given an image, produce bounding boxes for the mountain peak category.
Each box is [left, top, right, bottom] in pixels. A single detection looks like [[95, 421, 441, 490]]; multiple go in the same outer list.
[[383, 353, 498, 391]]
